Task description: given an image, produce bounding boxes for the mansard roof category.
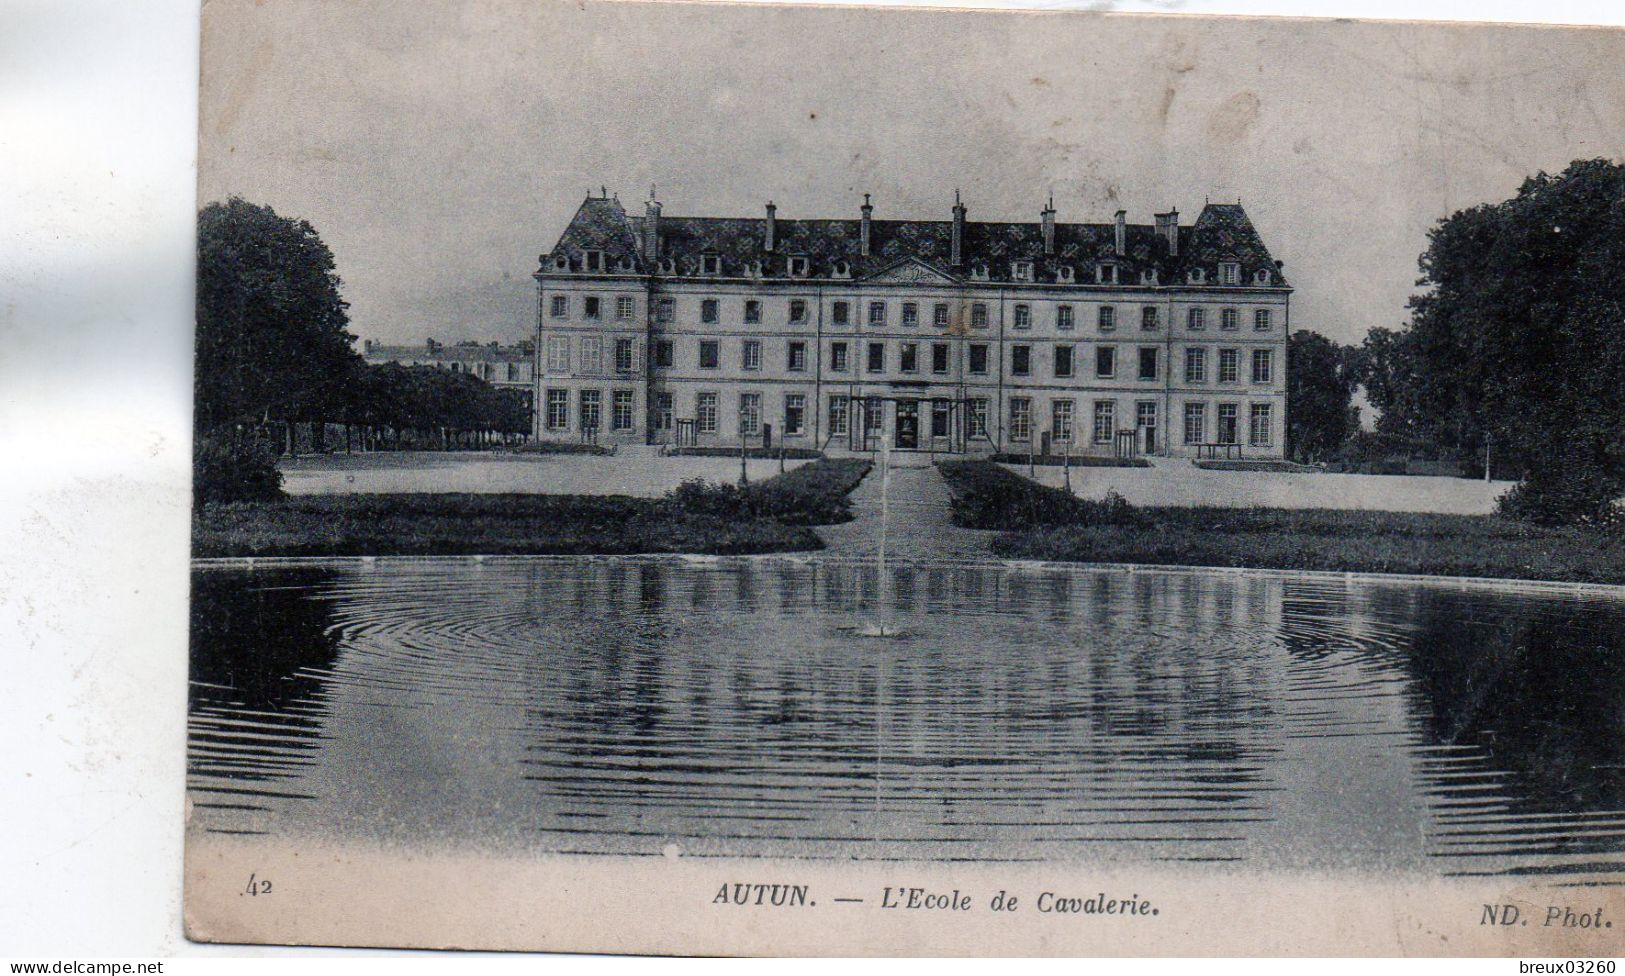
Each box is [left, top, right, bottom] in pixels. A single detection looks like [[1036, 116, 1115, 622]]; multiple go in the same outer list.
[[541, 193, 1288, 287]]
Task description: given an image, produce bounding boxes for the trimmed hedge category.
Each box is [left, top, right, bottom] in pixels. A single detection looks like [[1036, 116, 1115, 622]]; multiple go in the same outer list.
[[667, 457, 873, 526], [666, 446, 824, 460], [988, 453, 1151, 469], [937, 460, 1142, 530], [194, 434, 284, 508]]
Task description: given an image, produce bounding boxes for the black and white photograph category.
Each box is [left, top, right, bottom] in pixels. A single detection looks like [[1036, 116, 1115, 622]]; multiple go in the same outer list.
[[164, 0, 1625, 957]]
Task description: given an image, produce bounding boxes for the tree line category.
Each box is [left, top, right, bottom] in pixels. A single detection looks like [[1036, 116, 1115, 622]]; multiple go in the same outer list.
[[194, 197, 530, 502]]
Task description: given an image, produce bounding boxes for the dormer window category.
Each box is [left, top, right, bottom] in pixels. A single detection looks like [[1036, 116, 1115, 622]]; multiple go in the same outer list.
[[787, 256, 809, 277], [970, 262, 989, 281], [1140, 269, 1159, 285], [833, 260, 851, 279], [1188, 267, 1207, 284], [583, 250, 604, 272], [1012, 260, 1034, 282], [1095, 263, 1118, 285], [700, 254, 722, 275], [1056, 265, 1075, 283], [659, 257, 676, 274], [748, 260, 763, 277], [1219, 261, 1241, 285], [615, 256, 634, 272], [552, 255, 570, 272], [1253, 269, 1272, 285]]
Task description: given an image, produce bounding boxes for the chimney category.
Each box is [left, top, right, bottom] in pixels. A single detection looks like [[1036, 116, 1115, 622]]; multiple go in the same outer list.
[[1041, 194, 1056, 256], [950, 190, 966, 267], [859, 194, 873, 257], [1155, 209, 1179, 256], [764, 201, 777, 253], [643, 189, 662, 264], [1114, 210, 1127, 257]]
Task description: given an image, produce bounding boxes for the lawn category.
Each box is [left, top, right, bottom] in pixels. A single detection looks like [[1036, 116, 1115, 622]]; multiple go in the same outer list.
[[193, 457, 871, 558], [941, 461, 1625, 585]]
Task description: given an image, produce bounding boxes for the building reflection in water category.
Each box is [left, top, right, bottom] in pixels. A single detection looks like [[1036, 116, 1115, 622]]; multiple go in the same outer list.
[[187, 558, 1624, 882]]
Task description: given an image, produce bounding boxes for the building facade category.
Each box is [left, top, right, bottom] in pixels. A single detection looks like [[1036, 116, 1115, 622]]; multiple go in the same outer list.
[[533, 190, 1290, 457]]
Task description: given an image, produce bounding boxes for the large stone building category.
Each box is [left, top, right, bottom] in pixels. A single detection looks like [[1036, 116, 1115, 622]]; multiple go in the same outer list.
[[533, 190, 1290, 457]]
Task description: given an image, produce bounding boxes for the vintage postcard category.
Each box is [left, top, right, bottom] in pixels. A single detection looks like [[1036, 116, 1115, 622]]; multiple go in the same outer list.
[[186, 0, 1625, 956]]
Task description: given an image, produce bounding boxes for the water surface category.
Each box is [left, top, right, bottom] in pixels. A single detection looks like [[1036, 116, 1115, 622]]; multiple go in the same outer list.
[[188, 557, 1624, 884]]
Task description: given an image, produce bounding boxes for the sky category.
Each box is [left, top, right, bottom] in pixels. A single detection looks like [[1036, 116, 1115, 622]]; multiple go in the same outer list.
[[197, 0, 1625, 349]]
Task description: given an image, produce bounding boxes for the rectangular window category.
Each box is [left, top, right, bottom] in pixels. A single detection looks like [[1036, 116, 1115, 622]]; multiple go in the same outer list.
[[701, 299, 719, 324], [1250, 403, 1273, 446], [789, 299, 807, 323], [1013, 304, 1031, 330], [546, 335, 569, 372], [697, 392, 718, 434], [1093, 401, 1115, 444], [1184, 402, 1206, 445], [832, 301, 849, 325], [656, 298, 674, 323], [616, 296, 635, 320], [1217, 403, 1239, 444], [584, 296, 601, 319], [579, 389, 602, 431], [1096, 346, 1116, 379], [1220, 262, 1240, 285], [788, 256, 808, 277], [867, 341, 885, 373], [699, 340, 719, 369], [1011, 345, 1031, 377], [1187, 307, 1206, 331], [969, 398, 989, 438], [1057, 305, 1074, 331], [932, 400, 950, 437], [653, 340, 673, 368], [1254, 309, 1272, 331], [828, 395, 850, 436], [581, 336, 603, 373], [507, 363, 520, 382], [830, 341, 849, 372], [1221, 307, 1239, 331], [744, 300, 761, 324], [1054, 344, 1074, 378], [787, 340, 807, 372], [931, 342, 950, 374], [1141, 306, 1159, 331], [550, 295, 568, 318], [1219, 348, 1239, 383], [545, 389, 568, 430], [614, 337, 634, 373], [701, 254, 720, 275], [900, 342, 918, 373], [901, 302, 919, 327], [653, 391, 673, 431], [864, 397, 884, 434], [1009, 398, 1032, 441], [968, 344, 989, 375], [612, 389, 635, 431], [1052, 400, 1075, 443], [868, 301, 886, 326], [1013, 260, 1034, 281], [784, 394, 806, 436], [933, 303, 949, 329], [742, 339, 761, 371], [1098, 306, 1116, 332], [1184, 347, 1207, 383], [1138, 347, 1158, 381], [971, 303, 989, 329], [739, 393, 761, 436], [1252, 348, 1274, 384], [1136, 401, 1157, 435]]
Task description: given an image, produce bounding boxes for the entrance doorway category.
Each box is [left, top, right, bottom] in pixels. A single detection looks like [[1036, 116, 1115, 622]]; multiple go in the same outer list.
[[895, 400, 919, 449], [1136, 402, 1158, 455]]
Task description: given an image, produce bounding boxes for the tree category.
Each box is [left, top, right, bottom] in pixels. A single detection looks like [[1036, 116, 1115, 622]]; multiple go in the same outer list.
[[1286, 330, 1360, 462], [195, 198, 359, 433], [1387, 159, 1625, 522]]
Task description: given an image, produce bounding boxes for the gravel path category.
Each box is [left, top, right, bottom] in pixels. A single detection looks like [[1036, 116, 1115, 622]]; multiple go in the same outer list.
[[816, 462, 996, 561]]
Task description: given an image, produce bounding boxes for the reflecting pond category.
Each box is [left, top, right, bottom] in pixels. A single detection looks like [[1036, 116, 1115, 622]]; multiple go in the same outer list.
[[188, 557, 1625, 883]]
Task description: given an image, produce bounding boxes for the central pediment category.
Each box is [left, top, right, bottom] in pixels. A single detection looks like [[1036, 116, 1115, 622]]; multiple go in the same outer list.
[[860, 257, 960, 285]]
